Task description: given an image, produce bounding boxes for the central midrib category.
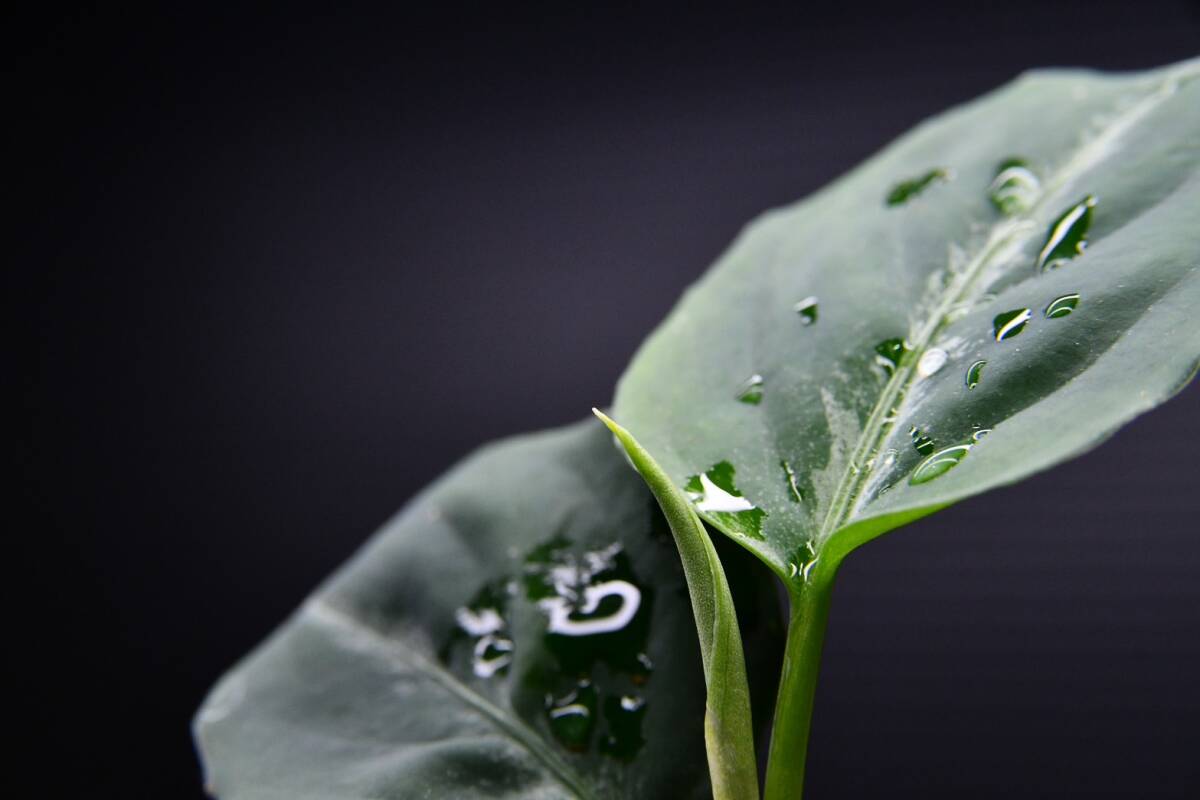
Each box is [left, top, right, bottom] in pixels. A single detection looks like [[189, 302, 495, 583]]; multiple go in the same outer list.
[[815, 66, 1190, 546], [306, 599, 596, 800]]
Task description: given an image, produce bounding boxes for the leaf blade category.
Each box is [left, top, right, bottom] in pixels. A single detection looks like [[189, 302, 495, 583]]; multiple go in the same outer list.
[[195, 419, 783, 799], [612, 58, 1200, 580]]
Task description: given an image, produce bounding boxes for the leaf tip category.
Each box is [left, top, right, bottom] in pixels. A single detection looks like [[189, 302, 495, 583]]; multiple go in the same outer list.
[[592, 407, 619, 432]]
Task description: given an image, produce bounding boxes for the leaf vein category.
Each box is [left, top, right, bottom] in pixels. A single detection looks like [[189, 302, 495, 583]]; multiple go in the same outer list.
[[304, 598, 595, 800], [817, 65, 1194, 545]]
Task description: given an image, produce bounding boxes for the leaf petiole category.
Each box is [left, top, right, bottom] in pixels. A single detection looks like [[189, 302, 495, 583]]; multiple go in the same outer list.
[[762, 563, 839, 800]]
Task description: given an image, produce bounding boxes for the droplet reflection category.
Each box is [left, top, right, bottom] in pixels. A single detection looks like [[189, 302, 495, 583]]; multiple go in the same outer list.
[[993, 308, 1031, 341], [917, 348, 948, 378], [794, 296, 819, 325], [1045, 293, 1080, 318], [874, 338, 911, 374], [910, 444, 972, 485], [684, 461, 767, 540], [966, 360, 987, 389], [886, 168, 949, 206], [989, 157, 1040, 215], [737, 374, 765, 405], [1036, 196, 1096, 272]]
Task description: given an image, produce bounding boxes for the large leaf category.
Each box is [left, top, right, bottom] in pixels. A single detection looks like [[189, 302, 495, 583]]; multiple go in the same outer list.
[[612, 58, 1200, 582], [194, 419, 783, 799]]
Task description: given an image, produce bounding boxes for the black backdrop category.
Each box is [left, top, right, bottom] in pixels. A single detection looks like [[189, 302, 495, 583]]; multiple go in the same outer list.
[[17, 3, 1199, 798]]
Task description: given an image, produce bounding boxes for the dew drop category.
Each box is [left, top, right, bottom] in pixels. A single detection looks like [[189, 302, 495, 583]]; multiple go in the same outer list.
[[786, 543, 820, 586], [972, 428, 992, 442], [966, 359, 987, 389], [471, 635, 514, 678], [1045, 293, 1080, 318], [737, 374, 765, 405], [780, 459, 803, 503], [539, 579, 642, 637], [917, 347, 948, 378], [874, 337, 911, 374], [988, 157, 1040, 215], [685, 462, 767, 540], [1036, 196, 1096, 272], [910, 444, 973, 485], [547, 680, 598, 752], [794, 296, 819, 325], [453, 599, 514, 679], [620, 694, 645, 712], [886, 168, 949, 206], [802, 557, 820, 583], [910, 427, 935, 456], [601, 693, 648, 760], [635, 652, 654, 679], [993, 308, 1031, 341]]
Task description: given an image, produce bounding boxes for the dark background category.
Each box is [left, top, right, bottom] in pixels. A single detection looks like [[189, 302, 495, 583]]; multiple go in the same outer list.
[[17, 3, 1199, 797]]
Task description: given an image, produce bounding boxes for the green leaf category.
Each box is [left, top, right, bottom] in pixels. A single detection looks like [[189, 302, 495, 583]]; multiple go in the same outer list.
[[194, 419, 783, 799], [594, 410, 760, 800], [612, 58, 1200, 583]]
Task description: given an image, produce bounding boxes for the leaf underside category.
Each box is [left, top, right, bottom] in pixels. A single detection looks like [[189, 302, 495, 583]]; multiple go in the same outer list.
[[612, 58, 1200, 582], [194, 420, 782, 800]]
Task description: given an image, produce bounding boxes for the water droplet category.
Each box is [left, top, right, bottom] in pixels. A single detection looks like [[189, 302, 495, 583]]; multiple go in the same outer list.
[[993, 308, 1031, 341], [600, 693, 648, 760], [547, 680, 598, 752], [471, 635, 514, 678], [684, 462, 767, 540], [794, 296, 819, 325], [780, 460, 803, 503], [886, 168, 949, 206], [917, 347, 948, 378], [522, 538, 653, 684], [1036, 195, 1096, 272], [874, 338, 911, 374], [737, 374, 765, 405], [540, 579, 642, 637], [910, 427, 935, 456], [910, 444, 973, 485], [455, 606, 505, 637], [1045, 293, 1080, 318], [619, 694, 645, 712], [988, 157, 1040, 215], [972, 428, 992, 442], [786, 543, 820, 585], [801, 557, 820, 582], [448, 585, 516, 680], [453, 607, 515, 678], [966, 359, 987, 388]]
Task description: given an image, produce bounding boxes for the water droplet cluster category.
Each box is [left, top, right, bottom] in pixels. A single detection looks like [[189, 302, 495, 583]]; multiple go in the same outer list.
[[445, 537, 654, 758], [694, 157, 1100, 500]]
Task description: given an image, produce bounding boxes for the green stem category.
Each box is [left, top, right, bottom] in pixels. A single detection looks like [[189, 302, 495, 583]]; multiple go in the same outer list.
[[763, 563, 839, 800]]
